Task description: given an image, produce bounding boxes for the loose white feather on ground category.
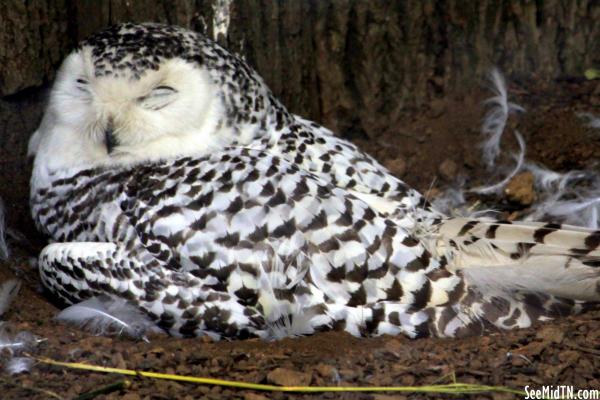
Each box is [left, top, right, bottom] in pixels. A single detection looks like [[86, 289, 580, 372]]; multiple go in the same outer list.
[[471, 130, 526, 195], [432, 181, 467, 216], [521, 163, 600, 228], [435, 69, 600, 230], [0, 279, 21, 317], [0, 198, 9, 260], [578, 112, 600, 129], [5, 357, 33, 375], [0, 327, 40, 353], [480, 68, 525, 168], [56, 295, 159, 340]]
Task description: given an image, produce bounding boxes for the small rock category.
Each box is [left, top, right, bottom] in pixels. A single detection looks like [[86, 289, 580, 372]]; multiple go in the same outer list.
[[111, 352, 127, 370], [243, 393, 269, 400], [338, 368, 357, 381], [505, 172, 536, 205], [385, 157, 407, 177], [438, 159, 458, 180], [148, 347, 165, 354], [120, 394, 141, 400], [558, 349, 580, 364], [383, 338, 404, 355], [399, 373, 415, 386], [266, 367, 311, 386], [513, 341, 546, 357], [373, 395, 407, 400], [314, 363, 335, 378], [428, 98, 446, 118], [536, 325, 565, 344], [542, 363, 566, 379]]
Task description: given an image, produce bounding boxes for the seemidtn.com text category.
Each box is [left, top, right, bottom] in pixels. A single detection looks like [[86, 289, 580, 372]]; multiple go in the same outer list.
[[525, 386, 600, 400]]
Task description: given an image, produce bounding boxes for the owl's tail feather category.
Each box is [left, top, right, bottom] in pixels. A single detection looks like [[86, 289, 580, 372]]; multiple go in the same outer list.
[[330, 216, 600, 339], [299, 217, 600, 339], [429, 217, 600, 302]]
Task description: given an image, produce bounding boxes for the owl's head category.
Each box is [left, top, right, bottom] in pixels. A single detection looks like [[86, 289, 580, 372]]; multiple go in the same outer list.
[[29, 23, 290, 182]]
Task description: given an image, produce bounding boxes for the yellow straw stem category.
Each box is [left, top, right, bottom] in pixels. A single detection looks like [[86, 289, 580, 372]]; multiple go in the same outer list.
[[36, 356, 525, 395]]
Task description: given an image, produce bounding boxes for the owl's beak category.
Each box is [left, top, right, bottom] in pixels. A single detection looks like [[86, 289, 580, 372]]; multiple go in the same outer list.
[[104, 120, 118, 155]]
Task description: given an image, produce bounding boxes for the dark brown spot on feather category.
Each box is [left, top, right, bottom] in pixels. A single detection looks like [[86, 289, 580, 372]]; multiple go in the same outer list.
[[346, 263, 368, 282], [326, 265, 346, 283], [585, 232, 600, 250], [458, 220, 478, 236], [366, 306, 385, 333], [402, 235, 419, 247], [485, 224, 499, 239], [533, 227, 556, 243], [388, 311, 401, 326], [385, 279, 403, 301], [410, 279, 431, 310], [347, 285, 367, 306]]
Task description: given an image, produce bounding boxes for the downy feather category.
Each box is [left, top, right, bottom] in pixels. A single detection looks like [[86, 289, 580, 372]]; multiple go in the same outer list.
[[471, 130, 526, 194], [56, 295, 157, 340], [0, 279, 21, 317], [522, 164, 600, 228], [480, 68, 525, 168], [0, 198, 8, 260], [578, 112, 600, 129], [0, 327, 40, 353], [524, 162, 585, 192], [5, 357, 33, 375], [255, 245, 317, 340]]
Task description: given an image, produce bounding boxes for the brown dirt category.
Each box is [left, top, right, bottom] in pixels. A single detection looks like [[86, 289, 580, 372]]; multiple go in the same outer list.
[[1, 78, 599, 399]]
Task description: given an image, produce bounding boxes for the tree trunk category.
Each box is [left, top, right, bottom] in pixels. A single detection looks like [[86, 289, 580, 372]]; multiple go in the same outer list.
[[0, 0, 598, 232]]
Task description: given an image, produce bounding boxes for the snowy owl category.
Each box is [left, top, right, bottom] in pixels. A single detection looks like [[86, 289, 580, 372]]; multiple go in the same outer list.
[[29, 23, 600, 340]]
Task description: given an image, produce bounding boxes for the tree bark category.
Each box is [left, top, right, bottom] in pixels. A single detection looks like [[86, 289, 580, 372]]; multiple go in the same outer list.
[[0, 0, 598, 231]]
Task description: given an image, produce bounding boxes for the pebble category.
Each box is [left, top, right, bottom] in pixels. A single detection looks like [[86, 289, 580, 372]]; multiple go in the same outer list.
[[266, 367, 311, 386], [313, 363, 335, 378], [438, 158, 458, 180], [243, 393, 270, 400], [120, 394, 141, 400], [536, 325, 565, 344], [504, 171, 536, 205], [385, 157, 407, 176], [428, 99, 446, 118]]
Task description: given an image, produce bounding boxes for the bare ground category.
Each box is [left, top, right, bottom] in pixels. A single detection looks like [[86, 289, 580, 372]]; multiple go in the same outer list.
[[1, 77, 599, 399]]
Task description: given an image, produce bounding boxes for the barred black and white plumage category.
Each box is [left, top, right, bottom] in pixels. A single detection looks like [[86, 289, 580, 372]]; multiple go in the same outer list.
[[29, 23, 600, 340]]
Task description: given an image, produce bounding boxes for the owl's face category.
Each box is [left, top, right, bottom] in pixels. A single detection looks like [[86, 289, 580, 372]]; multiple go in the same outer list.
[[29, 23, 287, 183]]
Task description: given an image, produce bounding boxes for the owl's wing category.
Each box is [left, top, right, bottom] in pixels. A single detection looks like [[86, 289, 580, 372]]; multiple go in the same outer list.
[[116, 147, 448, 332], [266, 116, 443, 222], [119, 146, 431, 280], [115, 149, 600, 339]]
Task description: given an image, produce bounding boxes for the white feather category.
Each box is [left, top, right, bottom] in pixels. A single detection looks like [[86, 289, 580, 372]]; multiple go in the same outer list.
[[267, 307, 319, 341], [471, 130, 526, 194], [531, 195, 600, 229], [56, 295, 157, 339], [0, 327, 40, 353], [578, 112, 600, 129], [0, 279, 21, 317], [480, 69, 525, 168], [520, 163, 600, 228], [5, 357, 33, 375], [0, 198, 9, 260], [432, 183, 466, 216], [253, 246, 317, 339], [462, 255, 600, 302], [524, 162, 585, 192]]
